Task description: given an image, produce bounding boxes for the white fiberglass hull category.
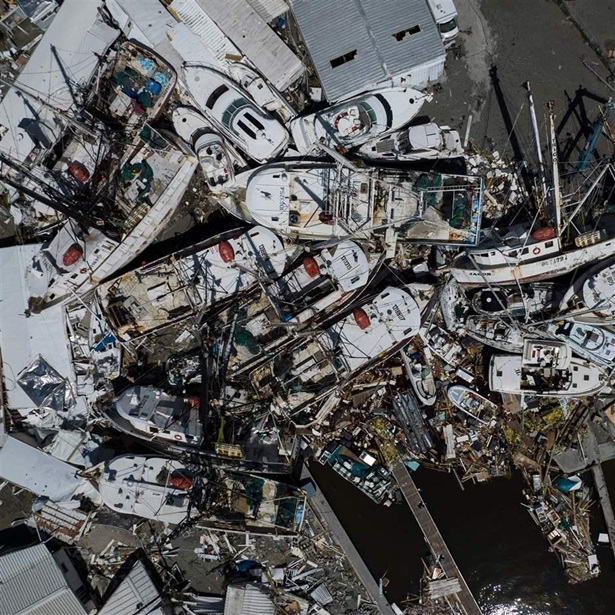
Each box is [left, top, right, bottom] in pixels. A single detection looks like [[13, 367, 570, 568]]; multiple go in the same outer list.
[[451, 237, 615, 287]]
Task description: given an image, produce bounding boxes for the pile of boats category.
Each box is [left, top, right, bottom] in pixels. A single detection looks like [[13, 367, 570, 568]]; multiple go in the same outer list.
[[2, 10, 615, 591]]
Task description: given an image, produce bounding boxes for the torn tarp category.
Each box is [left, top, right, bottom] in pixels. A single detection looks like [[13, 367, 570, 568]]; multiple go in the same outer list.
[[17, 355, 76, 413]]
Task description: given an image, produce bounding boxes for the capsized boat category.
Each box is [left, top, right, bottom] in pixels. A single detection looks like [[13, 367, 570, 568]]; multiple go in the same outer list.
[[419, 323, 464, 367], [224, 240, 375, 376], [250, 286, 426, 422], [447, 385, 498, 424], [465, 315, 526, 353], [172, 106, 236, 192], [182, 64, 289, 163], [233, 161, 484, 245], [401, 344, 437, 406], [543, 321, 615, 368], [489, 339, 607, 396], [358, 123, 463, 162], [107, 386, 203, 448], [290, 87, 430, 154], [439, 275, 471, 330], [99, 454, 198, 525], [470, 282, 563, 319], [96, 226, 288, 341]]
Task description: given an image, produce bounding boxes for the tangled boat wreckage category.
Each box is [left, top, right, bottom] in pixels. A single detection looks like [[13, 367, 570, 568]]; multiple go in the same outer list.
[[0, 0, 615, 613]]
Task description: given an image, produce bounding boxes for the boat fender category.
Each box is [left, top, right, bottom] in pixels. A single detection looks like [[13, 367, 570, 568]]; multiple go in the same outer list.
[[218, 241, 235, 263], [303, 256, 320, 278], [63, 244, 83, 267], [353, 308, 371, 330], [532, 247, 540, 255]]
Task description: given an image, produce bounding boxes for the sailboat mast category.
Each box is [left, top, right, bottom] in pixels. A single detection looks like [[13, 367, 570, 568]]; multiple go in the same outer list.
[[547, 100, 562, 236], [525, 82, 548, 207]]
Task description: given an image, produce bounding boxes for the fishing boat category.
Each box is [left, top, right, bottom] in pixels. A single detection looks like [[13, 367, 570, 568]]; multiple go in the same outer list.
[[290, 87, 429, 154], [172, 106, 236, 192], [419, 323, 464, 367], [447, 385, 498, 424], [401, 344, 438, 406], [250, 286, 426, 422], [543, 321, 615, 368], [96, 226, 288, 341], [182, 64, 289, 163], [99, 454, 198, 525], [107, 386, 203, 448], [450, 100, 615, 287], [233, 161, 483, 245], [224, 240, 375, 376], [465, 315, 526, 352], [470, 282, 563, 319], [489, 339, 607, 396], [357, 122, 463, 162]]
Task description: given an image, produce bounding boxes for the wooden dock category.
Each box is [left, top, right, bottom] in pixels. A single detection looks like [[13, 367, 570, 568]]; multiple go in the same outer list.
[[392, 460, 483, 615]]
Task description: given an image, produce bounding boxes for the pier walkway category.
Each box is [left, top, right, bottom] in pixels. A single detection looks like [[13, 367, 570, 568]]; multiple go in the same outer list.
[[392, 460, 483, 615], [301, 465, 397, 615]]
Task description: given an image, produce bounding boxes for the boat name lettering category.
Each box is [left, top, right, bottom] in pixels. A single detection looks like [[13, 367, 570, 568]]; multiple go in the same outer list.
[[279, 187, 288, 213], [340, 255, 353, 271], [393, 304, 406, 320], [258, 244, 268, 261]]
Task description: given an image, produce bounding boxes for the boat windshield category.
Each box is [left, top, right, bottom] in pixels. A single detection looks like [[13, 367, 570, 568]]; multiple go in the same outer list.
[[221, 98, 251, 128], [439, 18, 458, 33]]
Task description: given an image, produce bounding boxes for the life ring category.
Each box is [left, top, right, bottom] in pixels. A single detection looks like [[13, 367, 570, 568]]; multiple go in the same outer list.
[[80, 268, 87, 274], [174, 434, 183, 441], [532, 247, 541, 255]]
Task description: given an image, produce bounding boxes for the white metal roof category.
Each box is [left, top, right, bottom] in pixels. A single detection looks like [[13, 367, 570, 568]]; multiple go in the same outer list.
[[245, 0, 289, 21], [224, 584, 276, 615], [0, 0, 118, 162], [194, 0, 303, 91], [289, 0, 444, 101], [98, 560, 167, 615], [0, 544, 86, 615], [0, 245, 84, 417]]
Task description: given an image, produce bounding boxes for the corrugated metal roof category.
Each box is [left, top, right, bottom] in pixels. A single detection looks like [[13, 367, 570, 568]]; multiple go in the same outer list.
[[0, 544, 86, 615], [98, 560, 164, 615], [245, 0, 288, 21], [34, 503, 91, 544], [169, 0, 239, 61], [224, 584, 276, 615], [195, 0, 303, 91], [289, 0, 444, 101], [105, 0, 177, 47]]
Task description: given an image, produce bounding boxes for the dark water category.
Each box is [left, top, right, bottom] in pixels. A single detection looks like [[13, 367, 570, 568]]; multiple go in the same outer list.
[[309, 459, 615, 614]]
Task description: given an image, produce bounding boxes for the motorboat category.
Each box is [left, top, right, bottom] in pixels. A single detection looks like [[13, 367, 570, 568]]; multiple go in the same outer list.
[[172, 106, 236, 192], [544, 321, 615, 368], [447, 385, 498, 424], [99, 454, 198, 525], [401, 344, 438, 406], [357, 122, 463, 162], [419, 323, 464, 367], [182, 64, 289, 163], [96, 226, 288, 341], [465, 315, 526, 352], [489, 339, 607, 396], [290, 87, 429, 154]]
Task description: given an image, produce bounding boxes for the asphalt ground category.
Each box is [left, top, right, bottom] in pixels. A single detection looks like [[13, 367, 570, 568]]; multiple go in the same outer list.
[[425, 0, 615, 168]]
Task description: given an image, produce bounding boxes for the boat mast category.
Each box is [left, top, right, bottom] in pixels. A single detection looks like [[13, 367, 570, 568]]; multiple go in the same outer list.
[[525, 82, 549, 210], [547, 100, 562, 236]]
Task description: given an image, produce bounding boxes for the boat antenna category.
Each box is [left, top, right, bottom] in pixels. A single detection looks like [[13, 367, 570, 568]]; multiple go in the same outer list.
[[547, 100, 563, 236], [524, 82, 549, 210]]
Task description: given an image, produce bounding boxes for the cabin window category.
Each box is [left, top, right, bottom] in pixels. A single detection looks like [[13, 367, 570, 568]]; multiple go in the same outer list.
[[330, 50, 357, 68], [221, 98, 249, 127], [149, 427, 159, 433], [245, 112, 265, 131], [71, 273, 78, 279], [360, 183, 368, 194], [584, 375, 590, 381], [508, 250, 518, 258], [496, 370, 503, 377], [521, 248, 529, 255], [206, 85, 229, 109], [490, 251, 496, 256], [237, 119, 257, 139], [573, 366, 578, 371], [358, 102, 377, 124], [392, 25, 421, 41], [545, 241, 554, 248]]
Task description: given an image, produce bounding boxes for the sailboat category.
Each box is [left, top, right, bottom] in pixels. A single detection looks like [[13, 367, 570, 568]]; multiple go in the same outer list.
[[450, 96, 615, 287], [289, 87, 430, 154], [469, 283, 563, 319], [465, 315, 526, 352]]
